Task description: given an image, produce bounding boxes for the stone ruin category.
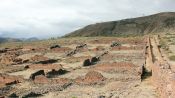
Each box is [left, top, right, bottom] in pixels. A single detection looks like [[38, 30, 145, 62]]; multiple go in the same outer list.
[[66, 50, 76, 57], [110, 42, 121, 47], [0, 48, 8, 53], [75, 71, 106, 85], [46, 69, 68, 78], [26, 64, 63, 71], [94, 62, 140, 74], [0, 52, 23, 65], [50, 45, 61, 49], [34, 75, 49, 84], [83, 57, 100, 67], [30, 70, 45, 80], [51, 78, 71, 85], [152, 61, 175, 98], [30, 55, 49, 63], [0, 86, 12, 97], [36, 59, 58, 64], [76, 44, 87, 49], [91, 57, 100, 64], [0, 74, 23, 86], [66, 43, 88, 57], [83, 59, 91, 66]]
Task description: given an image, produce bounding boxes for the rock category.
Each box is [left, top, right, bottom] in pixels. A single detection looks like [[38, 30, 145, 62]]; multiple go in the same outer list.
[[91, 57, 100, 64], [98, 95, 106, 98], [76, 44, 87, 49], [0, 48, 7, 53], [22, 92, 43, 98], [30, 70, 45, 80], [34, 75, 49, 84], [111, 95, 119, 98], [0, 86, 12, 96], [83, 59, 91, 66], [66, 50, 76, 57], [46, 69, 68, 78], [8, 93, 19, 98], [50, 45, 61, 49], [37, 59, 58, 64], [110, 42, 121, 47]]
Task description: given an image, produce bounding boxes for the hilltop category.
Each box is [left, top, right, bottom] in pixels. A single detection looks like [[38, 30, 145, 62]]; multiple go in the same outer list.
[[65, 12, 175, 37]]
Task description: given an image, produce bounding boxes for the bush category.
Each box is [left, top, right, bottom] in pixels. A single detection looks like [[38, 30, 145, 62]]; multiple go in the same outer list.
[[169, 55, 175, 61]]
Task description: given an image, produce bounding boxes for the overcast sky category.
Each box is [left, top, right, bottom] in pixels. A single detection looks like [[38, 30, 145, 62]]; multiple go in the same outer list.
[[0, 0, 175, 38]]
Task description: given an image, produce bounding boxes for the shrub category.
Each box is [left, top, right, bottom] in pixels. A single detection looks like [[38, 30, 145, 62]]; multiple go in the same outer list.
[[169, 55, 175, 61]]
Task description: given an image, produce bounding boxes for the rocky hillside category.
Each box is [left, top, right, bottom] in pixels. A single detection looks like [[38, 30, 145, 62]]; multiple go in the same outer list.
[[65, 12, 175, 37]]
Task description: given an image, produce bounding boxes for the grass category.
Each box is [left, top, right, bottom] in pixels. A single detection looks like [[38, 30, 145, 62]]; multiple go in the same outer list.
[[159, 38, 169, 50], [169, 55, 175, 61]]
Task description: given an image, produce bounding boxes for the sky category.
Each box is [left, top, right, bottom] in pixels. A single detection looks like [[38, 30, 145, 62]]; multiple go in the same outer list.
[[0, 0, 175, 38]]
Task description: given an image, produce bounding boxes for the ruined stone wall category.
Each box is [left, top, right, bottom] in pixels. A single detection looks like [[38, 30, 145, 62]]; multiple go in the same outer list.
[[152, 61, 175, 98]]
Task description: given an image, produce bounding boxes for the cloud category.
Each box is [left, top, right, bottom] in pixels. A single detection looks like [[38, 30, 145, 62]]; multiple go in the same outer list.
[[0, 0, 174, 38]]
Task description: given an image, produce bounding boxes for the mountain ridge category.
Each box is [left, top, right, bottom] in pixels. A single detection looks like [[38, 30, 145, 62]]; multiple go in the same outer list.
[[0, 37, 39, 43], [64, 12, 175, 37]]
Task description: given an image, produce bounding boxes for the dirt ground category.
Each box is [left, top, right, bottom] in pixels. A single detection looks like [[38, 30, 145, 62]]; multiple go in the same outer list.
[[0, 36, 162, 98]]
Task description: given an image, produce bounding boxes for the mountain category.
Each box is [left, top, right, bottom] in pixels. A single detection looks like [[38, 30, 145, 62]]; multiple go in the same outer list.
[[25, 37, 39, 42], [0, 37, 22, 43], [64, 12, 175, 37], [0, 37, 39, 44]]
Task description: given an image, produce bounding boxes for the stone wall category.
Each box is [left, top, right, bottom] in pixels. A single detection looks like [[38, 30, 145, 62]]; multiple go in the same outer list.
[[152, 61, 175, 98]]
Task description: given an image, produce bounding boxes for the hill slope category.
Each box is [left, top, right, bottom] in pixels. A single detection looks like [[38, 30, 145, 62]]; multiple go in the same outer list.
[[65, 12, 175, 37]]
